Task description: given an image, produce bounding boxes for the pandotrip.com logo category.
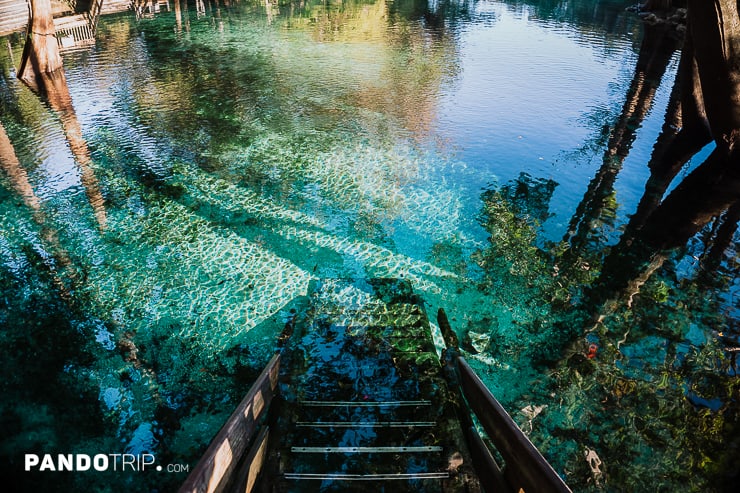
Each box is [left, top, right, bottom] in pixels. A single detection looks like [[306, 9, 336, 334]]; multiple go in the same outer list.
[[24, 453, 190, 474]]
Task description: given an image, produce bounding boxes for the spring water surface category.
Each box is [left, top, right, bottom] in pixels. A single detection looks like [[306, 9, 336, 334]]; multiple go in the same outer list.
[[0, 1, 737, 491]]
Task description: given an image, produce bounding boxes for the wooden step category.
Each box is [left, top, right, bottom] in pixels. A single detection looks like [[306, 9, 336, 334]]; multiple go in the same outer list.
[[307, 319, 431, 340], [258, 279, 480, 493], [295, 420, 437, 428], [283, 472, 450, 480], [293, 375, 443, 402], [299, 399, 433, 408], [277, 473, 451, 493], [280, 447, 452, 479], [291, 399, 440, 425], [288, 423, 441, 449]]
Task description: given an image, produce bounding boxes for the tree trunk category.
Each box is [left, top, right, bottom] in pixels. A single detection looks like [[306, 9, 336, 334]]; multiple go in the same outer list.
[[701, 201, 740, 271], [584, 1, 740, 317], [586, 147, 740, 314], [18, 0, 64, 90], [686, 0, 740, 153], [626, 35, 714, 237], [562, 22, 679, 254], [174, 0, 182, 32], [641, 148, 740, 249]]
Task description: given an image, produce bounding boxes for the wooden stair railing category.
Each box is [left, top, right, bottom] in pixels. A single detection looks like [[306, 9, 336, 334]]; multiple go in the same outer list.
[[438, 308, 572, 493], [179, 311, 296, 493], [178, 352, 281, 493]]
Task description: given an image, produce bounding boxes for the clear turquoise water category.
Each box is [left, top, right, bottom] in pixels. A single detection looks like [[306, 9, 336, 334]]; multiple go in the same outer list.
[[0, 1, 737, 491]]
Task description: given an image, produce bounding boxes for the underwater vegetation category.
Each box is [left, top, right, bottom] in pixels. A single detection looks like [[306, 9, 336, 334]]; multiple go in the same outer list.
[[1, 1, 738, 492], [470, 171, 739, 492]]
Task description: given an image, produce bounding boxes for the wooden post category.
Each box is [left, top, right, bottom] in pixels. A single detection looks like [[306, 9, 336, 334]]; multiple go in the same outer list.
[[174, 0, 183, 32], [18, 0, 64, 89]]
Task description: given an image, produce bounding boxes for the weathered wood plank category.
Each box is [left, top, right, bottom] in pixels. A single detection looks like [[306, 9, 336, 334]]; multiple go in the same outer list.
[[463, 424, 512, 493], [179, 353, 280, 493], [228, 426, 270, 493]]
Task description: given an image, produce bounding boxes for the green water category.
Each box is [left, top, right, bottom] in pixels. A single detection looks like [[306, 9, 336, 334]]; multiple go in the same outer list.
[[0, 1, 737, 491]]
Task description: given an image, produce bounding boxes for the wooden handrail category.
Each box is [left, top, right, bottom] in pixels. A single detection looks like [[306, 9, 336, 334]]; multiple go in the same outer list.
[[457, 357, 571, 493], [87, 0, 104, 33], [179, 353, 281, 493], [437, 308, 570, 493]]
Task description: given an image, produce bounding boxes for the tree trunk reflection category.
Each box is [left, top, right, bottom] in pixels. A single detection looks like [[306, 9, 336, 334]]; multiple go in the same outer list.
[[588, 1, 740, 314], [0, 121, 42, 212], [0, 121, 77, 300], [31, 69, 108, 230], [564, 22, 680, 256]]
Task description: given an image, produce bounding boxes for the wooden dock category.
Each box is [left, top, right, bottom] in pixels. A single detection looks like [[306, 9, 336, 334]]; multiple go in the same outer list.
[[179, 278, 572, 493], [0, 0, 30, 36], [54, 13, 96, 49], [0, 0, 134, 39], [0, 0, 80, 37]]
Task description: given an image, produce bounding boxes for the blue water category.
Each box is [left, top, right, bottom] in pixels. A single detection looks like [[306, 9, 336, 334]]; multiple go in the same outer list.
[[0, 1, 737, 491]]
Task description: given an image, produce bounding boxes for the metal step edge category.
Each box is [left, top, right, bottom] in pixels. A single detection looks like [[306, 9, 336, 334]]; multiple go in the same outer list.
[[295, 421, 436, 428], [299, 400, 432, 407], [291, 446, 443, 453], [283, 472, 450, 480]]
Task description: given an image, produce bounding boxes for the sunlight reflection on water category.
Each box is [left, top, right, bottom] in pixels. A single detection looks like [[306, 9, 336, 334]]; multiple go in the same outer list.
[[0, 1, 737, 491]]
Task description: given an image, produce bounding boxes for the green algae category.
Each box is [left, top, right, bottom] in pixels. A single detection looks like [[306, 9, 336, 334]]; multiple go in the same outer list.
[[0, 2, 738, 492]]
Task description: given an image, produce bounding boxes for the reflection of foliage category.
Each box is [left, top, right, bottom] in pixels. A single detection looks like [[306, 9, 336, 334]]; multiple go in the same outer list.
[[0, 220, 112, 491], [513, 255, 740, 492], [133, 22, 275, 158], [476, 189, 542, 278], [475, 172, 556, 280], [537, 328, 739, 492], [503, 0, 640, 50], [559, 105, 613, 166], [470, 170, 738, 492], [498, 172, 558, 226], [470, 173, 585, 365]]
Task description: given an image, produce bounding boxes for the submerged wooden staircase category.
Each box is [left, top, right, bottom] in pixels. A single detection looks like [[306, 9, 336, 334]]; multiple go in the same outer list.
[[267, 278, 478, 492], [180, 279, 571, 493]]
